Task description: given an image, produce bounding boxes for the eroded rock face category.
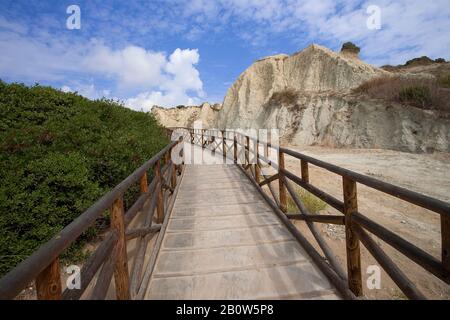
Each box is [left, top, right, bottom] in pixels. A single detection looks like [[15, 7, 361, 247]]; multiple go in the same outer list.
[[151, 102, 219, 128], [151, 43, 450, 153], [260, 92, 450, 153], [217, 44, 388, 128]]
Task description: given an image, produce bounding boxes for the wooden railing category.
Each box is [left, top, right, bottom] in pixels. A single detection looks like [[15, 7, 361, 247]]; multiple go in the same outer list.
[[0, 134, 184, 300], [179, 127, 450, 300], [2, 125, 449, 300]]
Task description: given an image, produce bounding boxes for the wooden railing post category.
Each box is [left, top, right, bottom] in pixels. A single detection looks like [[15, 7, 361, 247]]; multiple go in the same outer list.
[[233, 135, 237, 164], [255, 137, 261, 184], [245, 136, 250, 167], [164, 152, 174, 188], [36, 258, 61, 300], [343, 177, 363, 296], [155, 159, 164, 223], [140, 172, 149, 194], [222, 130, 226, 161], [171, 149, 177, 189], [201, 129, 204, 148], [442, 216, 450, 272], [301, 160, 309, 183], [110, 196, 130, 300], [265, 130, 270, 159], [278, 151, 287, 212]]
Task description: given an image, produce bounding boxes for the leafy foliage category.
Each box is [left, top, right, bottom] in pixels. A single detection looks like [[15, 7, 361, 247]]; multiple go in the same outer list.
[[341, 42, 361, 54], [0, 81, 169, 275]]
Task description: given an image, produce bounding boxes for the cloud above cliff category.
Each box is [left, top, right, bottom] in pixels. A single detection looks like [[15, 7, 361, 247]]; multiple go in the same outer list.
[[0, 16, 204, 108], [0, 0, 448, 109], [178, 0, 450, 64]]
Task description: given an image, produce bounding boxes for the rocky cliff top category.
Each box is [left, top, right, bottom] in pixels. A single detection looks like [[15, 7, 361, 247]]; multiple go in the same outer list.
[[217, 43, 388, 128], [150, 43, 450, 153], [151, 102, 221, 128]]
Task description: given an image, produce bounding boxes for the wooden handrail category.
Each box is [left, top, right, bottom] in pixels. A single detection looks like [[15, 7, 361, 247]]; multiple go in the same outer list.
[[286, 214, 345, 225], [0, 136, 184, 300], [5, 123, 448, 300], [61, 231, 118, 300], [352, 223, 426, 300], [352, 212, 448, 283], [176, 127, 450, 300], [280, 147, 450, 217]]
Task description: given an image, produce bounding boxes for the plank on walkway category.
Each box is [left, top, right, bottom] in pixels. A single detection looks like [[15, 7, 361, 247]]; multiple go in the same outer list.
[[145, 164, 340, 300]]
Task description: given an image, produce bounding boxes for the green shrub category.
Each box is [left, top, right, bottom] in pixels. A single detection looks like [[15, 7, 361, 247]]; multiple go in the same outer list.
[[0, 80, 169, 275], [341, 42, 361, 54], [439, 75, 450, 88], [286, 187, 327, 214], [398, 86, 432, 108], [405, 56, 434, 67]]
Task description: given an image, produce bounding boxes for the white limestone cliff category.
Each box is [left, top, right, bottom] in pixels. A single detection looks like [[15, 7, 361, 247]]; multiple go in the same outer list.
[[151, 44, 450, 153]]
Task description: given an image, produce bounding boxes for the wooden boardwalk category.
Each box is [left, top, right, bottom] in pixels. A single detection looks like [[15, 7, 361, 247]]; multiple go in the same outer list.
[[3, 129, 446, 300], [145, 164, 340, 299]]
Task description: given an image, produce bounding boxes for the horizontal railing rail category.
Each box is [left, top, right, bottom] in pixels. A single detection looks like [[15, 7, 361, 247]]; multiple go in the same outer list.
[[0, 132, 184, 300], [175, 127, 450, 300]]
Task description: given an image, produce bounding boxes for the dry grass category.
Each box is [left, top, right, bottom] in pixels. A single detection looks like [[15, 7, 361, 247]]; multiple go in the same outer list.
[[353, 75, 450, 115], [268, 88, 299, 106], [440, 75, 450, 88], [286, 187, 327, 214]]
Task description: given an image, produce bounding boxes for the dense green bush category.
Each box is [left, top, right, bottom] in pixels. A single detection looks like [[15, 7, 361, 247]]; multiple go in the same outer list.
[[0, 81, 169, 275], [341, 42, 361, 54]]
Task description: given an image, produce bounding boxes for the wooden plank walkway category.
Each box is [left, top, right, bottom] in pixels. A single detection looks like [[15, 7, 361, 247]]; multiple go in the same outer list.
[[145, 164, 340, 300]]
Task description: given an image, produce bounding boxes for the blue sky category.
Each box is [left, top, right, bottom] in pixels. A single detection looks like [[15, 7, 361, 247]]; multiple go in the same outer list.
[[0, 0, 449, 110]]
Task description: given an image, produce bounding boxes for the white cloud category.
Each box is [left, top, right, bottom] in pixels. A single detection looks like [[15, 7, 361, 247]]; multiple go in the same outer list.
[[125, 90, 201, 112], [1, 1, 449, 110], [164, 48, 203, 96], [125, 49, 205, 111], [60, 83, 110, 100], [61, 85, 72, 93], [311, 0, 450, 65], [83, 43, 168, 89], [0, 25, 84, 81], [0, 16, 28, 34], [0, 16, 205, 109], [92, 46, 205, 110], [81, 45, 205, 109], [178, 0, 450, 64]]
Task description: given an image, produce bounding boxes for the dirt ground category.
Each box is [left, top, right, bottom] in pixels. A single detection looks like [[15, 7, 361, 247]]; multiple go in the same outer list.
[[282, 145, 450, 300]]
